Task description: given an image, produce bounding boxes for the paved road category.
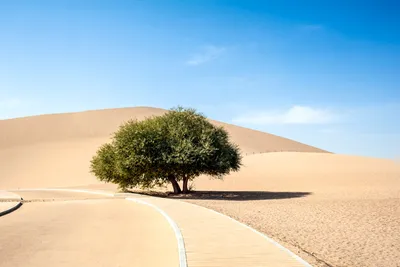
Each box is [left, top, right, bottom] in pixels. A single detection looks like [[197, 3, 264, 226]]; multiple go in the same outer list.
[[1, 189, 312, 267], [0, 191, 178, 267]]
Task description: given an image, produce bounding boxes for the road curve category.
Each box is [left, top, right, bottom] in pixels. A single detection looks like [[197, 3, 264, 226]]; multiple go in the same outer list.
[[2, 188, 313, 267], [0, 191, 178, 267], [0, 190, 22, 217]]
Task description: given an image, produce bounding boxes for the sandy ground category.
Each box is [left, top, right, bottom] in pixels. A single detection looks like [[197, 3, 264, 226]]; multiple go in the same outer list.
[[1, 107, 399, 267], [182, 153, 400, 267]]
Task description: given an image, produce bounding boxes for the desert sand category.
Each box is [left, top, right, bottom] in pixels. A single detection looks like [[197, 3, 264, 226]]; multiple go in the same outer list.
[[0, 107, 325, 189], [187, 153, 400, 267], [1, 107, 399, 267]]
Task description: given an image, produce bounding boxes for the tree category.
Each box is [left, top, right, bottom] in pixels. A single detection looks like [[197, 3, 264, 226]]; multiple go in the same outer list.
[[161, 107, 242, 192], [90, 107, 242, 194], [89, 143, 130, 190]]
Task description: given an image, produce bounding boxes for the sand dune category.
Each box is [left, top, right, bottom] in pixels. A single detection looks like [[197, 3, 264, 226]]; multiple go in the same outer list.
[[0, 107, 399, 267], [0, 106, 326, 189], [0, 107, 327, 153], [0, 138, 108, 189], [0, 107, 166, 149]]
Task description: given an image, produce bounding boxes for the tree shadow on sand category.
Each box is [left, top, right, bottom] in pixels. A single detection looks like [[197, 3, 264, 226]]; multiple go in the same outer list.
[[129, 190, 312, 201]]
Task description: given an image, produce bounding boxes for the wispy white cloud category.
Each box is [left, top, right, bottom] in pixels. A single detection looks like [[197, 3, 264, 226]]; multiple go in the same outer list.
[[232, 105, 338, 125], [186, 45, 226, 66]]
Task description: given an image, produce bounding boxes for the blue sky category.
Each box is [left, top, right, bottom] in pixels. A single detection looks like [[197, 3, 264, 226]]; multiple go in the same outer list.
[[1, 0, 399, 159]]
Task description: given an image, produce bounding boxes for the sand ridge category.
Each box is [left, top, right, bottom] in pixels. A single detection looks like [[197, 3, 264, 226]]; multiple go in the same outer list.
[[0, 107, 327, 190], [0, 107, 327, 153]]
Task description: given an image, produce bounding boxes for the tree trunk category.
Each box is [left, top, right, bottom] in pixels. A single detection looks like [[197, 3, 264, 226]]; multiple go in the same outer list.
[[182, 176, 189, 194], [168, 175, 182, 194]]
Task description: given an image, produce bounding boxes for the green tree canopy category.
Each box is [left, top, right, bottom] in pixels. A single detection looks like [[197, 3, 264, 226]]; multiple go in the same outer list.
[[90, 107, 242, 193]]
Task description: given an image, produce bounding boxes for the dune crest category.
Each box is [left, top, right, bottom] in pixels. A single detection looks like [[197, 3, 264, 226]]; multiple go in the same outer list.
[[0, 107, 327, 153]]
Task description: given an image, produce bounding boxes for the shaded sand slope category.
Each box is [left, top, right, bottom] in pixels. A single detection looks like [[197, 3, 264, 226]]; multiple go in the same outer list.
[[0, 107, 326, 189], [186, 153, 400, 267]]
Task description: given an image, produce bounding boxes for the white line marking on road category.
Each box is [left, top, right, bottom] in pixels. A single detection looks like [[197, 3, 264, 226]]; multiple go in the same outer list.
[[126, 198, 187, 267]]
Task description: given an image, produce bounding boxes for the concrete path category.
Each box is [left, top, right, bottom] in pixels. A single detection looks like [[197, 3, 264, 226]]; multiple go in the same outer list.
[[0, 191, 178, 267], [2, 189, 312, 267]]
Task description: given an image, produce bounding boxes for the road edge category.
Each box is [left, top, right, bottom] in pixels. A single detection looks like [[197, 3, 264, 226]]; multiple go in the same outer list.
[[180, 200, 313, 267], [0, 192, 23, 217]]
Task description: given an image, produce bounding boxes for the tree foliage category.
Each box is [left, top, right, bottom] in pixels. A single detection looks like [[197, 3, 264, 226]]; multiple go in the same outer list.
[[90, 107, 242, 193]]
